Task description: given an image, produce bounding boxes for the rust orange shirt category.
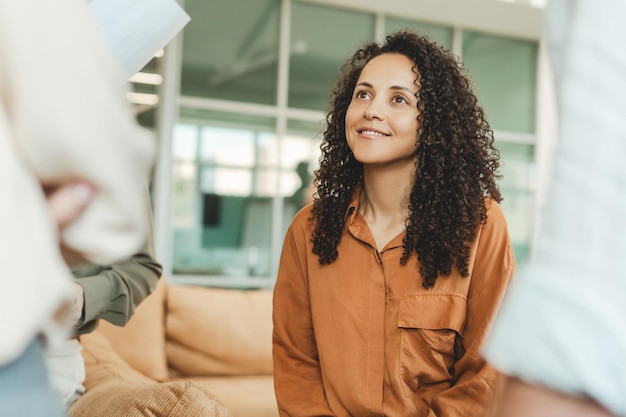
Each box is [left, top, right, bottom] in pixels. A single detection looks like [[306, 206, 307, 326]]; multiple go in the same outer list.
[[273, 189, 516, 417]]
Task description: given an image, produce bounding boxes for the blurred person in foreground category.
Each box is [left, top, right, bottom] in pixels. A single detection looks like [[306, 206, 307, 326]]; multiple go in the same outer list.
[[46, 190, 162, 408], [483, 1, 626, 416], [0, 0, 155, 415]]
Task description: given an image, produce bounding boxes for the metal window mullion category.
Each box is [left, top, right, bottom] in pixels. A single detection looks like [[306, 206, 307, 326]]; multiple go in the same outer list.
[[452, 26, 463, 59], [270, 0, 292, 282], [375, 11, 385, 41], [153, 0, 185, 278]]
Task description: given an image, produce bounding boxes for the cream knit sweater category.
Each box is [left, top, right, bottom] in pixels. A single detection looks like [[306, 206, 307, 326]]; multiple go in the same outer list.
[[0, 0, 154, 365]]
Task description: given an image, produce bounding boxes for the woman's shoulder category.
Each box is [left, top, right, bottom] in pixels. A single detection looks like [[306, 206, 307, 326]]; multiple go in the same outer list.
[[477, 197, 511, 245], [484, 197, 507, 224], [288, 203, 316, 233], [471, 197, 515, 282]]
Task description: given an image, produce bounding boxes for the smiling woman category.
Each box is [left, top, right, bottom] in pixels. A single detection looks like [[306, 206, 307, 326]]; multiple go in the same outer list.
[[272, 30, 516, 417]]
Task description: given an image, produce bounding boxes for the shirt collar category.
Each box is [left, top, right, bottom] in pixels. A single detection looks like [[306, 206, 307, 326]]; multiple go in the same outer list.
[[344, 183, 362, 224]]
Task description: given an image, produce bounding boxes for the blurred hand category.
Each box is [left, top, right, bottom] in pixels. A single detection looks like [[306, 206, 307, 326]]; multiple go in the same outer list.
[[70, 282, 84, 324], [45, 183, 93, 228], [44, 182, 94, 266], [491, 377, 615, 417]]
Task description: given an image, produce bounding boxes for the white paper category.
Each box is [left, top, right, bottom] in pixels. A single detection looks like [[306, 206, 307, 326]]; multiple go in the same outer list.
[[90, 0, 190, 79]]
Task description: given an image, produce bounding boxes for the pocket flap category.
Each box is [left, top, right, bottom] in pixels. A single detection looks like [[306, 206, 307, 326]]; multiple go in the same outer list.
[[398, 294, 466, 333]]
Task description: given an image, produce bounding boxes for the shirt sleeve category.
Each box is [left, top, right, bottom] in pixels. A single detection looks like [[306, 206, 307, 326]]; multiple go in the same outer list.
[[272, 220, 337, 417], [430, 201, 516, 417], [75, 188, 162, 335], [483, 1, 626, 416]]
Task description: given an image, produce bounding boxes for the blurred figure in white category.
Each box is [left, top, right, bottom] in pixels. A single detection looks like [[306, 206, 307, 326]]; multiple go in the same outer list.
[[42, 0, 188, 409], [484, 1, 626, 416], [0, 0, 155, 415]]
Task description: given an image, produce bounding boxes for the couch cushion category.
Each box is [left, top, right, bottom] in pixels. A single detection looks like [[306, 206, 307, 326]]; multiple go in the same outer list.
[[96, 277, 169, 381], [69, 379, 233, 417], [79, 330, 154, 390], [76, 328, 233, 417], [166, 286, 273, 376], [171, 375, 278, 417]]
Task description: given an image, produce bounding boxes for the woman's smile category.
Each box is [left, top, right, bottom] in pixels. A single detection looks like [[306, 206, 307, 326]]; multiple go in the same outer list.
[[356, 127, 390, 138]]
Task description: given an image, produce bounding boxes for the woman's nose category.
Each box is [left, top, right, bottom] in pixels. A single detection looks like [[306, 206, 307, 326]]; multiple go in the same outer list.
[[363, 99, 384, 120]]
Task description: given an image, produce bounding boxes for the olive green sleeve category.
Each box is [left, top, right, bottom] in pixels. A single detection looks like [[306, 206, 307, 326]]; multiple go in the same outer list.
[[74, 188, 162, 335]]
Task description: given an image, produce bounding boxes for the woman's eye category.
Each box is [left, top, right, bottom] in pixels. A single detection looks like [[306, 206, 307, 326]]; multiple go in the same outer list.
[[355, 90, 370, 100], [393, 95, 408, 104]]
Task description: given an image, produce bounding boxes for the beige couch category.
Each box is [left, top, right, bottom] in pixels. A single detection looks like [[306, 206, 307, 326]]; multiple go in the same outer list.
[[69, 278, 278, 417]]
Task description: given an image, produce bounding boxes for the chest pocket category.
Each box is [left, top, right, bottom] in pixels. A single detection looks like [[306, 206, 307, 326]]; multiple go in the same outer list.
[[398, 294, 467, 396]]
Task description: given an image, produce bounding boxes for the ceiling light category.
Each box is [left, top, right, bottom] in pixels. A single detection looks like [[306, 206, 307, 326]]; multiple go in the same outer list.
[[130, 72, 163, 85], [127, 92, 159, 106]]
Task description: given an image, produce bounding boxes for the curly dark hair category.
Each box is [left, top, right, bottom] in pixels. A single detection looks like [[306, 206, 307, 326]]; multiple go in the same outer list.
[[310, 30, 502, 288]]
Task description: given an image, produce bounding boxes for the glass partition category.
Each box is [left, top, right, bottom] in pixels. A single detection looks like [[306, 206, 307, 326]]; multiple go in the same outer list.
[[171, 111, 322, 282], [384, 17, 453, 50], [463, 31, 538, 134], [180, 0, 280, 104], [171, 112, 278, 278], [284, 119, 324, 209], [289, 2, 375, 110], [497, 141, 536, 263]]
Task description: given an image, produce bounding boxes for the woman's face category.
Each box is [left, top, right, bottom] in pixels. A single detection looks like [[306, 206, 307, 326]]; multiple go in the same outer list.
[[345, 53, 420, 168]]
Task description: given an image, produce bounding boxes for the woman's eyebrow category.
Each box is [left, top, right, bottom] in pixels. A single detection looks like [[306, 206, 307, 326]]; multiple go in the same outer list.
[[356, 81, 416, 96], [389, 85, 418, 96]]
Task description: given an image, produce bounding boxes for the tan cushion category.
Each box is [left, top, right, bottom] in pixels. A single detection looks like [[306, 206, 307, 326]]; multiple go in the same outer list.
[[166, 286, 273, 376], [97, 277, 169, 381], [79, 330, 154, 390], [69, 379, 233, 417], [172, 375, 278, 417]]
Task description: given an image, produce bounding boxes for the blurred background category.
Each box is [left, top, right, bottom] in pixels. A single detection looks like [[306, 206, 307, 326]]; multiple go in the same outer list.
[[131, 0, 555, 289]]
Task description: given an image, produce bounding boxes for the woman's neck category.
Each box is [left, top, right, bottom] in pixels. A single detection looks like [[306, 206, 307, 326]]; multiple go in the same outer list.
[[359, 164, 413, 250]]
